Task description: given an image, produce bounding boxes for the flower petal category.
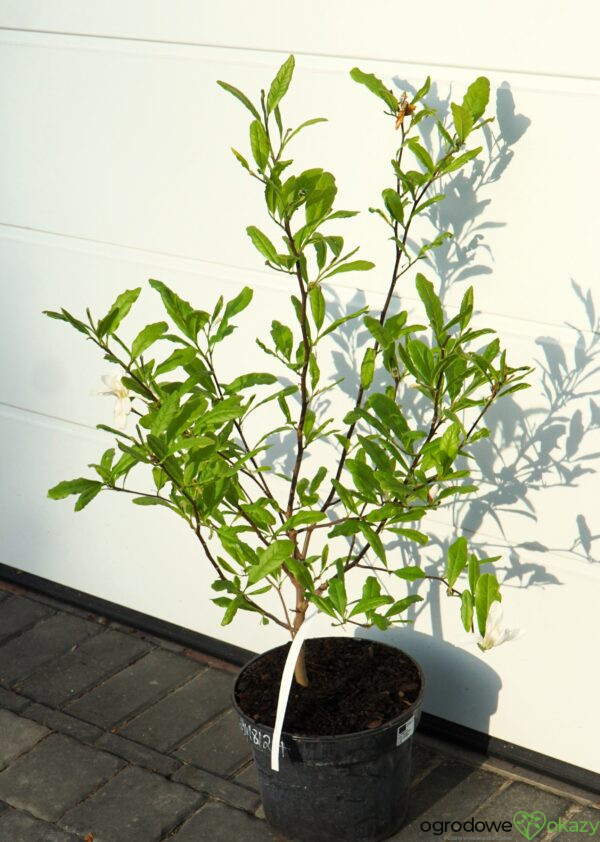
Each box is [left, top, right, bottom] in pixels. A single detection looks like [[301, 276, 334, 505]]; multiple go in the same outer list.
[[101, 374, 119, 392]]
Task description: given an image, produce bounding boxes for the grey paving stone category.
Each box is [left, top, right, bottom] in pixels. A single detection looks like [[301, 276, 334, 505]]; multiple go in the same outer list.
[[23, 702, 103, 743], [233, 761, 260, 793], [0, 732, 122, 821], [0, 807, 79, 841], [65, 648, 199, 729], [173, 763, 261, 813], [60, 765, 203, 842], [172, 801, 280, 841], [554, 805, 600, 840], [18, 628, 151, 706], [473, 780, 571, 837], [175, 709, 252, 776], [0, 612, 100, 686], [96, 731, 181, 776], [391, 759, 505, 840], [0, 685, 30, 713], [0, 594, 53, 642], [411, 739, 442, 781], [119, 667, 231, 752], [0, 709, 49, 769]]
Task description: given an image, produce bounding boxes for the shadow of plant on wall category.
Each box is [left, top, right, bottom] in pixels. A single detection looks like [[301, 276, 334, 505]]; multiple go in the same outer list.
[[266, 81, 599, 637]]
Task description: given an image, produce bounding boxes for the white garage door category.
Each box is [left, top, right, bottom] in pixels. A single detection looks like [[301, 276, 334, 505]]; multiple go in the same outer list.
[[1, 2, 599, 773]]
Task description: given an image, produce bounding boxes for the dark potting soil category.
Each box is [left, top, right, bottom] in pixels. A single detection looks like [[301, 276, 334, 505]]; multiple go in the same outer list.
[[235, 637, 421, 737]]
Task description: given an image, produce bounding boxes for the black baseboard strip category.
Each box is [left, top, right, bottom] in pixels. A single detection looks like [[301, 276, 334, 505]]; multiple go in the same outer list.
[[418, 713, 600, 794], [1, 562, 598, 794], [0, 563, 254, 666]]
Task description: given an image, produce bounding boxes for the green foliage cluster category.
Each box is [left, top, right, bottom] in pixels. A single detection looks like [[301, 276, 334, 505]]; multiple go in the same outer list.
[[46, 57, 532, 647]]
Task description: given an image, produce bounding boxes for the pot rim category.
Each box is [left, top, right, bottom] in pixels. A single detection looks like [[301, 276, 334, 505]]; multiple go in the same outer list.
[[231, 635, 425, 746]]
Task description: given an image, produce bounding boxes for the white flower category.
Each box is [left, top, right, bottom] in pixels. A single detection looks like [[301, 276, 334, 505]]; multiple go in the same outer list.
[[99, 374, 131, 429], [477, 601, 522, 651]]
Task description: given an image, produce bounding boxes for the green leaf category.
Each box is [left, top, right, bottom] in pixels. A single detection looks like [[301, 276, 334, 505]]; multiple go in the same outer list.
[[437, 484, 478, 500], [357, 521, 386, 564], [270, 321, 293, 359], [224, 286, 254, 321], [468, 556, 480, 594], [385, 594, 423, 618], [48, 477, 102, 501], [281, 511, 326, 530], [331, 479, 358, 515], [309, 594, 339, 619], [439, 423, 460, 465], [382, 188, 404, 224], [364, 315, 392, 348], [446, 536, 468, 587], [309, 353, 320, 390], [349, 578, 393, 618], [231, 147, 250, 171], [248, 539, 294, 584], [151, 392, 180, 436], [406, 338, 434, 383], [43, 309, 90, 336], [413, 76, 431, 103], [132, 496, 174, 509], [328, 519, 360, 538], [267, 54, 295, 113], [131, 322, 168, 359], [346, 459, 379, 502], [498, 382, 532, 397], [394, 566, 427, 581], [149, 280, 200, 340], [319, 306, 368, 339], [358, 437, 390, 473], [327, 210, 359, 220], [309, 286, 326, 330], [415, 193, 446, 215], [415, 273, 444, 340], [360, 347, 376, 389], [154, 347, 197, 376], [350, 67, 398, 112], [305, 171, 337, 223], [461, 590, 474, 632], [246, 226, 279, 263], [459, 286, 474, 330], [249, 120, 270, 170], [406, 139, 434, 173], [324, 260, 374, 279], [286, 117, 328, 144], [391, 528, 429, 547], [451, 103, 473, 144], [444, 147, 482, 174], [286, 558, 314, 591], [463, 76, 490, 122], [97, 288, 141, 338], [475, 573, 501, 637], [368, 393, 409, 441], [216, 80, 261, 120], [328, 576, 347, 616], [74, 484, 103, 511], [226, 372, 277, 393]]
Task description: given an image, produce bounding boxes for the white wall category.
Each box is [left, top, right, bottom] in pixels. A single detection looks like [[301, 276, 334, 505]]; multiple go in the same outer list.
[[1, 3, 599, 772]]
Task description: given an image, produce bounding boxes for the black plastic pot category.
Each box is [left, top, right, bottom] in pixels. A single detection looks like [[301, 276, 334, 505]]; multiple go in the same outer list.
[[232, 637, 425, 842]]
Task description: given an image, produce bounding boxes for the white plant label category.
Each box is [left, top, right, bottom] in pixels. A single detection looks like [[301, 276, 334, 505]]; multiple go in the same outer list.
[[396, 716, 415, 747]]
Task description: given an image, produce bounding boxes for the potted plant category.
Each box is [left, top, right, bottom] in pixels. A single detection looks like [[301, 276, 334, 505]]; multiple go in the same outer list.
[[45, 56, 532, 842]]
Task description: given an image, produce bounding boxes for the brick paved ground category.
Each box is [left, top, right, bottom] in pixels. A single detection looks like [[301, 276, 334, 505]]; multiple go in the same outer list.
[[0, 583, 597, 841]]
